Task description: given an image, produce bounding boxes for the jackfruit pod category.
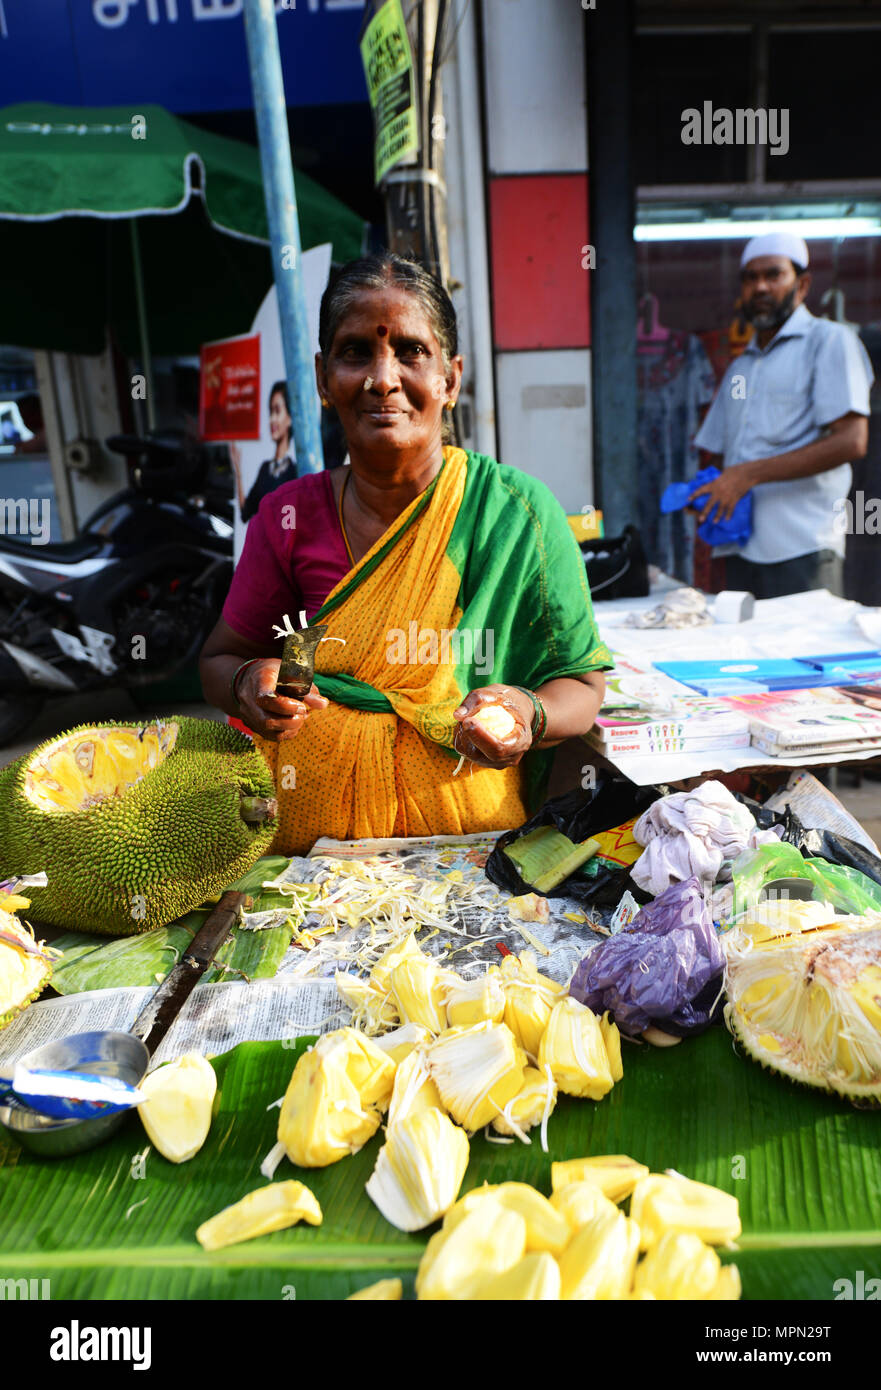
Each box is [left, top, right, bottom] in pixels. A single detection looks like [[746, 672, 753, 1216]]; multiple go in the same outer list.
[[0, 913, 55, 1033], [630, 1173, 741, 1250], [138, 1052, 216, 1163], [386, 1048, 444, 1128], [369, 931, 422, 998], [550, 1181, 619, 1235], [491, 1065, 557, 1140], [470, 1251, 561, 1300], [373, 1021, 434, 1065], [506, 893, 550, 923], [444, 1182, 569, 1255], [445, 965, 506, 1028], [539, 996, 614, 1100], [416, 1196, 527, 1300], [0, 894, 30, 913], [334, 972, 399, 1034], [277, 1033, 391, 1167], [600, 1011, 624, 1082], [196, 1180, 321, 1251], [499, 950, 563, 1056], [346, 1278, 403, 1300], [551, 1154, 649, 1204], [557, 1206, 640, 1300], [632, 1231, 742, 1300], [315, 1027, 397, 1108], [389, 952, 450, 1034], [426, 1021, 527, 1131], [366, 1107, 469, 1232]]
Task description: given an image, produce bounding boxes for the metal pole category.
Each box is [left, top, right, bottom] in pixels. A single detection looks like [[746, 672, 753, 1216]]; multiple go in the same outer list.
[[242, 0, 323, 474], [129, 220, 156, 432]]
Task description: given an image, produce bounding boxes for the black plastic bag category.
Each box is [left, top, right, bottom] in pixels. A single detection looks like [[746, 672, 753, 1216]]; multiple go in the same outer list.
[[738, 794, 881, 889], [484, 774, 660, 911]]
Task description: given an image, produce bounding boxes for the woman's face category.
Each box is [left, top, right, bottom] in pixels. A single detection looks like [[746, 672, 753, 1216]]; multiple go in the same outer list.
[[316, 286, 462, 462], [269, 390, 291, 445]]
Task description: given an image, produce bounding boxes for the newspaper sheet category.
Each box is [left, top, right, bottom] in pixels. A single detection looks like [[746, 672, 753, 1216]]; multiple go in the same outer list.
[[764, 769, 881, 857], [0, 977, 340, 1072]]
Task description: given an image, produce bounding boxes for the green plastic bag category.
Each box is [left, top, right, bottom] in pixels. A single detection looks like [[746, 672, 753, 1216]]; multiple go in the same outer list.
[[732, 841, 881, 920]]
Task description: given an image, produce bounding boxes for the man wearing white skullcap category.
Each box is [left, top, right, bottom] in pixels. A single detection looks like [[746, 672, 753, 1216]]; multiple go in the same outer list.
[[690, 231, 873, 598]]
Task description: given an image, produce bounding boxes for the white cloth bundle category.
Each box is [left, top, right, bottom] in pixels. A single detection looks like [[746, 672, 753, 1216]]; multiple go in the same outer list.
[[632, 780, 781, 896]]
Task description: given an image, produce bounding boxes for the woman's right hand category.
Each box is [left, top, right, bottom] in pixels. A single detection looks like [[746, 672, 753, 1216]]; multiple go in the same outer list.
[[236, 659, 328, 741]]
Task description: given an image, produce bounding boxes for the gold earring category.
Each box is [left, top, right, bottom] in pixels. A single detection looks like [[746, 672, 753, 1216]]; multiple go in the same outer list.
[[320, 397, 330, 409], [445, 400, 455, 411]]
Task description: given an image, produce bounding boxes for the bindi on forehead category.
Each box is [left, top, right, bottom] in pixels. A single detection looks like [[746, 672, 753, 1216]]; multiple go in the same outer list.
[[376, 324, 388, 336]]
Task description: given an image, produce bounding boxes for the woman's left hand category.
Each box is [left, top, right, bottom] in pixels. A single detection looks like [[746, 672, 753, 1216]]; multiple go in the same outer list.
[[452, 685, 534, 768]]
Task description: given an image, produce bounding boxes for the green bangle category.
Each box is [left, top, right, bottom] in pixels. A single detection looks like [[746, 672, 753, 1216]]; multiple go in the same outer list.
[[513, 687, 547, 743], [230, 658, 260, 710]]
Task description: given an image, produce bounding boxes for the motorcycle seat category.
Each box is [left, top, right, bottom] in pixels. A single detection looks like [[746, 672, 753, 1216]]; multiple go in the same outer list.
[[0, 533, 104, 562]]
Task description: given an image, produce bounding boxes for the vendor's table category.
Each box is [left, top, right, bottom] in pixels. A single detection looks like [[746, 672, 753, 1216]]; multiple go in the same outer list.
[[591, 587, 881, 786]]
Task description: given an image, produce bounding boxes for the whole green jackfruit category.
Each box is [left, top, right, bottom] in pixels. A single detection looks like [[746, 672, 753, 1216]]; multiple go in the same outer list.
[[0, 717, 277, 935]]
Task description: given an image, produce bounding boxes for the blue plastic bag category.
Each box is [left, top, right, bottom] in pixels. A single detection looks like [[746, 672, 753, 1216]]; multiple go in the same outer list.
[[661, 466, 753, 547]]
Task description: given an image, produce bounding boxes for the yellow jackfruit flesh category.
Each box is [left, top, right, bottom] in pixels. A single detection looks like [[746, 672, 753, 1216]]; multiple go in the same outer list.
[[426, 1021, 527, 1131], [369, 931, 421, 1001], [346, 1278, 403, 1300], [0, 718, 277, 935], [471, 704, 518, 740], [334, 973, 399, 1034], [416, 1196, 527, 1300], [633, 1231, 741, 1300], [277, 1028, 395, 1167], [389, 952, 451, 1034], [551, 1154, 649, 1203], [630, 1173, 741, 1249], [365, 1107, 469, 1232], [491, 1065, 557, 1139], [138, 1052, 216, 1163], [386, 1048, 444, 1128], [470, 1251, 561, 1300], [539, 996, 615, 1100], [373, 1022, 434, 1064], [0, 910, 54, 1032], [499, 951, 563, 1055], [600, 1012, 624, 1082], [445, 965, 506, 1028], [724, 918, 881, 1101], [550, 1181, 619, 1234], [196, 1180, 321, 1251], [557, 1206, 640, 1300], [444, 1182, 569, 1255]]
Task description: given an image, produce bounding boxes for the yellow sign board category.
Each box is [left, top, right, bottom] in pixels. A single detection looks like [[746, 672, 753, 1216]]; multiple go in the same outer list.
[[360, 0, 419, 185]]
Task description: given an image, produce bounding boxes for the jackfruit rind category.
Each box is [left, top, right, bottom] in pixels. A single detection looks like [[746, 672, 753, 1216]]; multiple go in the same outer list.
[[0, 911, 55, 1031], [0, 717, 278, 935]]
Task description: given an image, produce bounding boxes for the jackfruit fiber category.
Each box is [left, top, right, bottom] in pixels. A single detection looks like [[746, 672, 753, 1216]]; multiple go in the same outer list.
[[724, 917, 881, 1101], [334, 973, 399, 1034], [499, 950, 563, 1055], [0, 718, 278, 935], [426, 1021, 527, 1131], [539, 996, 615, 1099], [632, 1231, 741, 1300], [386, 1048, 444, 1128], [196, 1180, 321, 1251], [365, 1107, 469, 1231], [0, 908, 54, 1032], [630, 1172, 741, 1249], [277, 1028, 396, 1167], [416, 1196, 527, 1300], [373, 1022, 434, 1065], [138, 1052, 217, 1163]]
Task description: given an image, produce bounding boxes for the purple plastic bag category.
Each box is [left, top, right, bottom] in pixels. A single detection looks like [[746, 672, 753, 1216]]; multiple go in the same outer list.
[[568, 876, 725, 1037]]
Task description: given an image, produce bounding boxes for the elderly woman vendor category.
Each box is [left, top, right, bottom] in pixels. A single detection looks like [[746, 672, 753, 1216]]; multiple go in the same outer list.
[[200, 254, 611, 855]]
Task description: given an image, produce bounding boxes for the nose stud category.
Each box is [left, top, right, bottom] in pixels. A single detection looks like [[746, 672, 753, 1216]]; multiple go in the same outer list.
[[363, 376, 374, 392]]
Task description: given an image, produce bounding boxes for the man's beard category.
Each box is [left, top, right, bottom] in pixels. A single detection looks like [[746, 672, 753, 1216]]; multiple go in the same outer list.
[[743, 284, 799, 331]]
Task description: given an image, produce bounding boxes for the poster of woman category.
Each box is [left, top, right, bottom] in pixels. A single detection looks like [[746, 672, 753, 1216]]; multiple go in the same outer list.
[[231, 380, 296, 522]]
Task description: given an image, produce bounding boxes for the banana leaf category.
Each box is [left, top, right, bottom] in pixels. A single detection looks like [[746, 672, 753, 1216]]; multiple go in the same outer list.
[[0, 1027, 878, 1300], [48, 856, 296, 994]]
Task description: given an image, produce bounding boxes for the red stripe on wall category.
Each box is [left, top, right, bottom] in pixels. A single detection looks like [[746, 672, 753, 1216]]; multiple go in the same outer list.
[[489, 174, 591, 351]]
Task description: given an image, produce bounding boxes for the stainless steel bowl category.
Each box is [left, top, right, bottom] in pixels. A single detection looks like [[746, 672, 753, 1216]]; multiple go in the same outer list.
[[0, 1031, 149, 1158]]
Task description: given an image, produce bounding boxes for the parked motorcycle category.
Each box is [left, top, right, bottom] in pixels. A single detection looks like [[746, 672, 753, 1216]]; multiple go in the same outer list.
[[0, 431, 234, 745]]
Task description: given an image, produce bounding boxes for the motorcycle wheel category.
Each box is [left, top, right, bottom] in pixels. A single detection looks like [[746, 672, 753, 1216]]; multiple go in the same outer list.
[[0, 696, 43, 748]]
